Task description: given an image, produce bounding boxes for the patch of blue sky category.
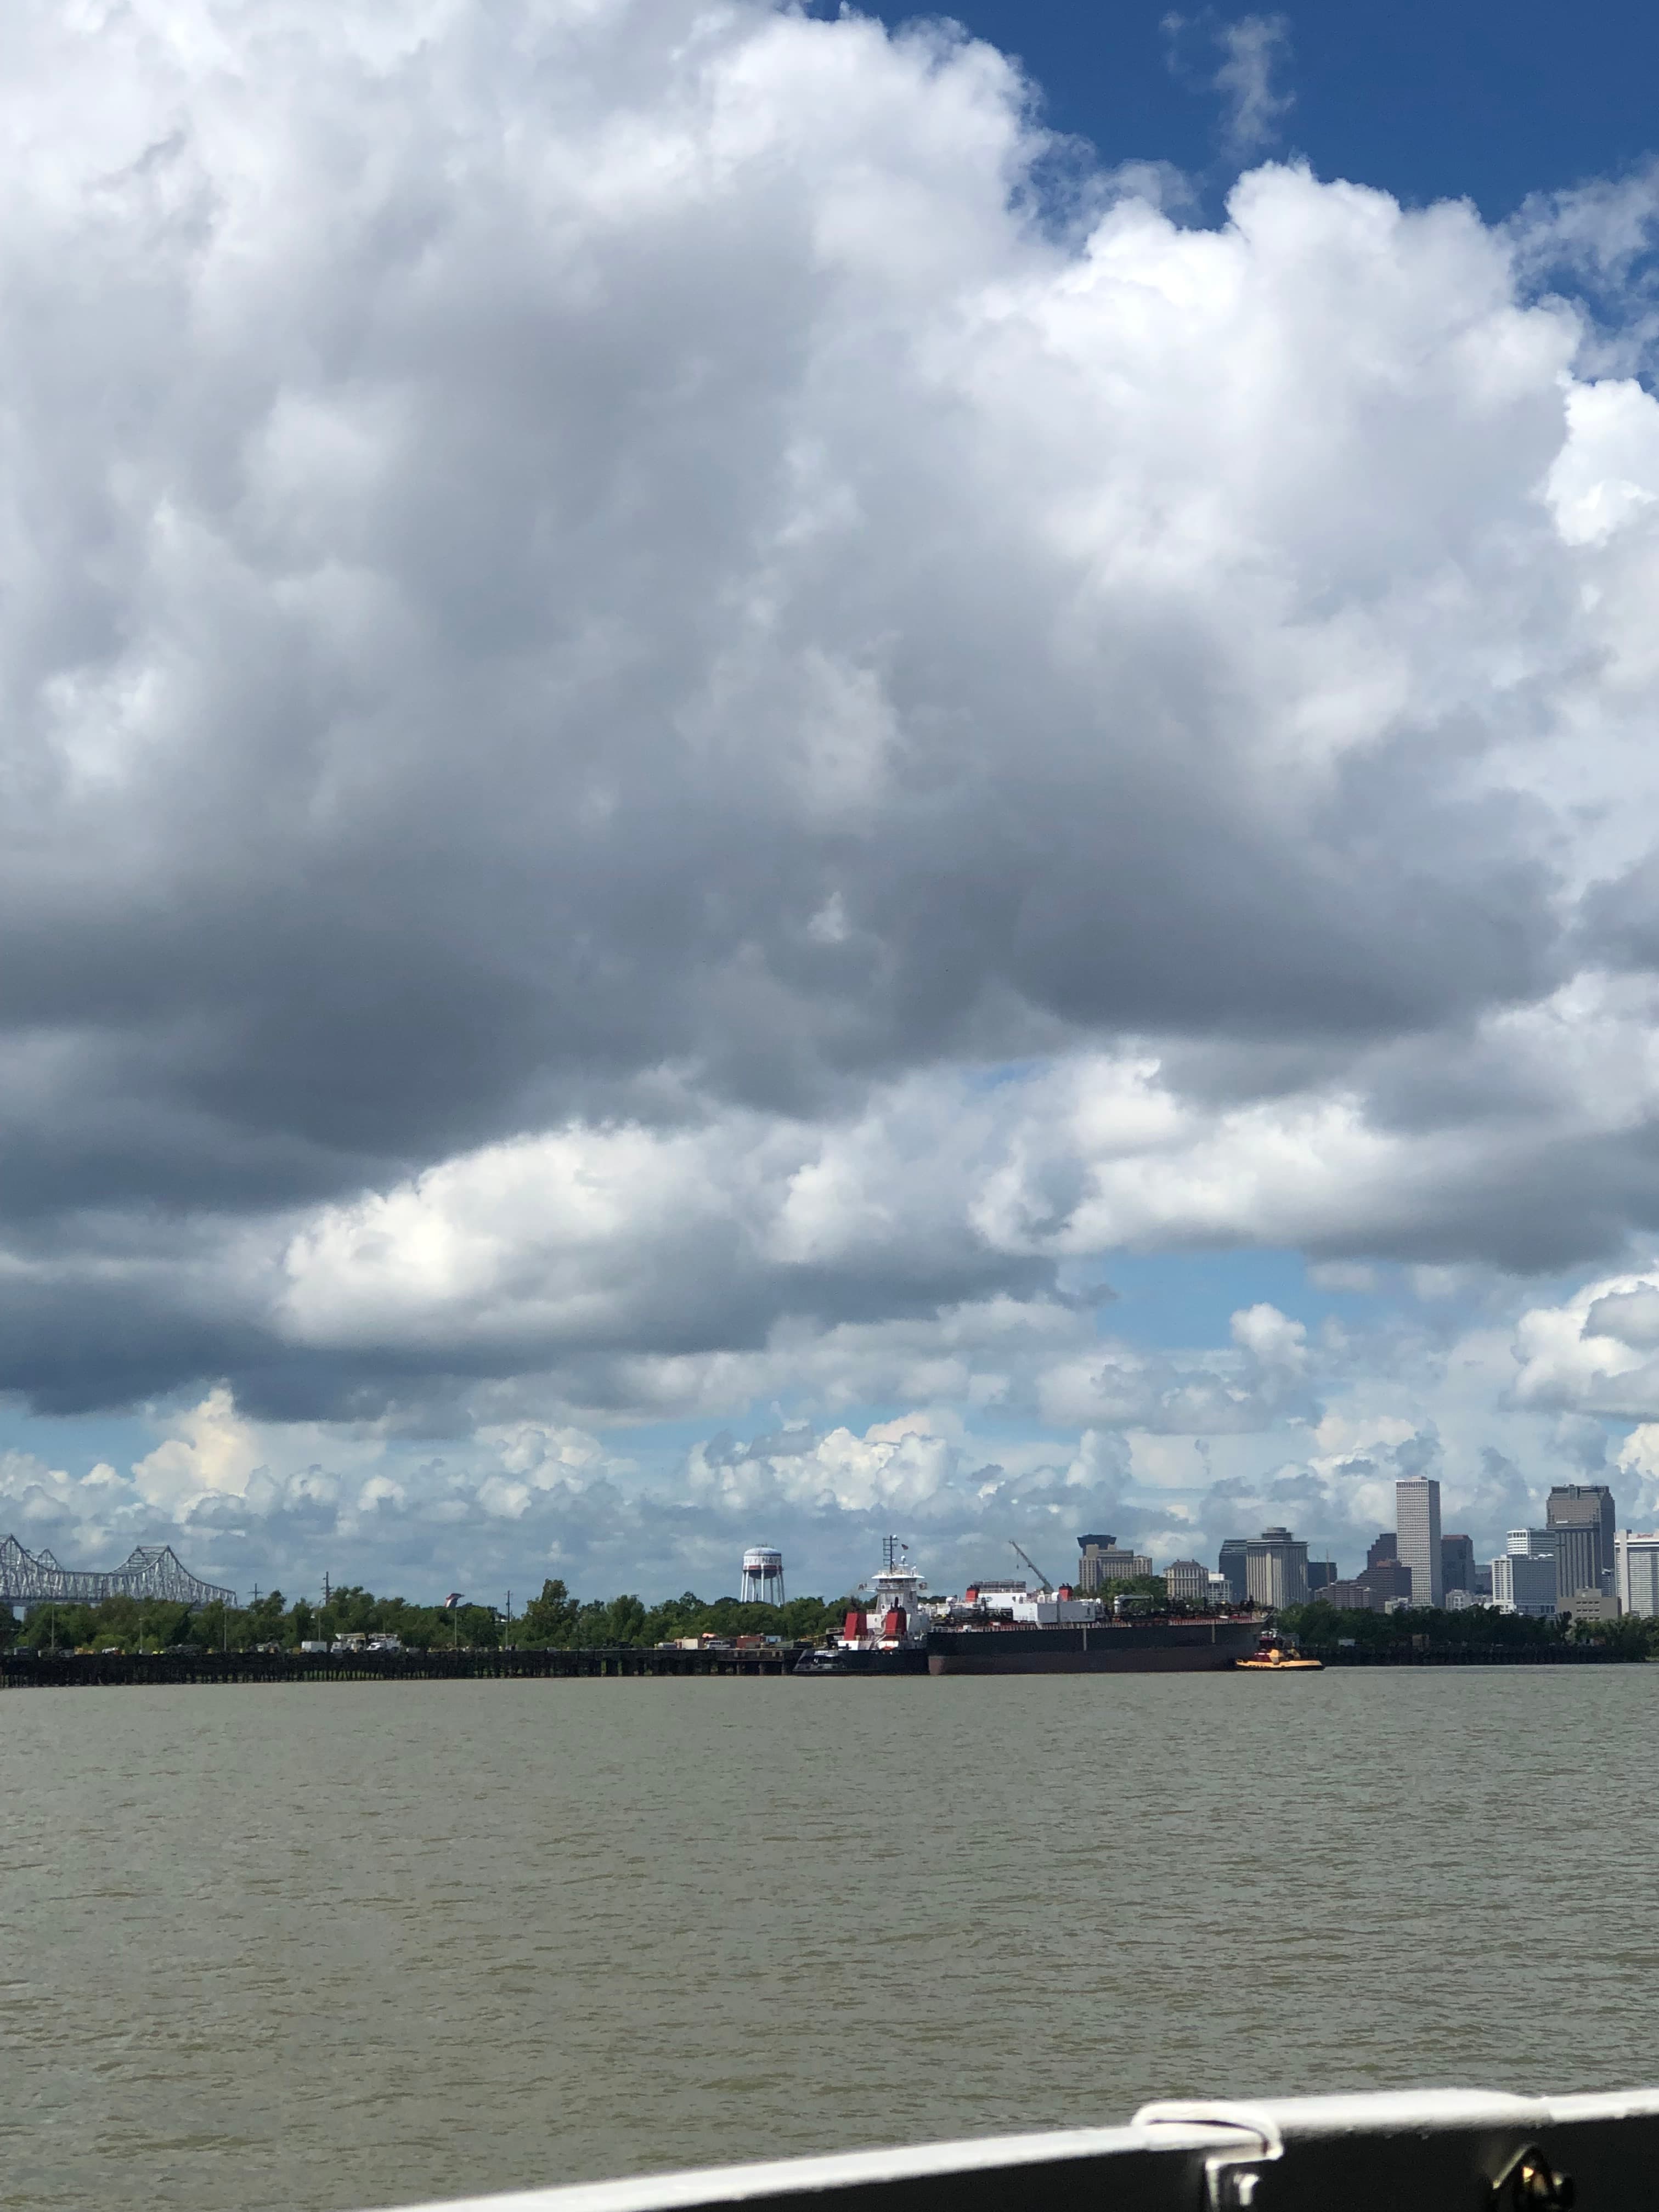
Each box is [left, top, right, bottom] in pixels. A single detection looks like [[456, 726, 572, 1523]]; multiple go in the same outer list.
[[0, 1402, 154, 1484], [966, 1057, 1048, 1091], [829, 0, 1659, 225]]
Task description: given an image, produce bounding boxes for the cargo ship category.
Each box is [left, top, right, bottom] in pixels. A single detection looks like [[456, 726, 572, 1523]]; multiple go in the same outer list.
[[799, 1537, 1261, 1675]]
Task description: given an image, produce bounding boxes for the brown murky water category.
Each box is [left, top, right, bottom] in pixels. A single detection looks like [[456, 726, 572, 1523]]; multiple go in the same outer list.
[[3, 1669, 1655, 2212]]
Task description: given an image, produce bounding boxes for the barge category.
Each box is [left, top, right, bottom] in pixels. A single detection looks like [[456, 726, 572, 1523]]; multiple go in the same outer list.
[[927, 1616, 1260, 1673]]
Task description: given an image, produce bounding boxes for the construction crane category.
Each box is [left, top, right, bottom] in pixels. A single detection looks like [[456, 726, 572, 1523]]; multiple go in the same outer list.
[[1009, 1539, 1056, 1594]]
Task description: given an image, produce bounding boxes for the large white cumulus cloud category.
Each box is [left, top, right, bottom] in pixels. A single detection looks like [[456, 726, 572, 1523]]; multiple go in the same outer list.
[[7, 0, 1659, 1423]]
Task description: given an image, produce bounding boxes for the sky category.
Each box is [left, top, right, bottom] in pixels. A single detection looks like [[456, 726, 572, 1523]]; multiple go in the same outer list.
[[8, 0, 1659, 1609]]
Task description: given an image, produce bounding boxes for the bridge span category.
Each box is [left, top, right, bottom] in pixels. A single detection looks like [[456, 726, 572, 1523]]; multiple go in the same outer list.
[[0, 1534, 236, 1610]]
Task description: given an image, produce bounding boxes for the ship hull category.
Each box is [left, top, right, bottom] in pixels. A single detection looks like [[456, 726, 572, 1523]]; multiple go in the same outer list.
[[794, 1646, 930, 1676], [927, 1620, 1259, 1674]]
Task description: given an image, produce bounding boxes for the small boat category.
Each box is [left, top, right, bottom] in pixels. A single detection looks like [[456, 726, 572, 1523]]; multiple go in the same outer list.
[[1235, 1638, 1323, 1672]]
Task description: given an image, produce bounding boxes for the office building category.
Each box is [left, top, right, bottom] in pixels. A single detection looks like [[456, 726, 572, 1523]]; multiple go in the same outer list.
[[1358, 1556, 1412, 1605], [1492, 1549, 1556, 1617], [1508, 1528, 1556, 1561], [1306, 1560, 1339, 1594], [1161, 1558, 1211, 1607], [1243, 1526, 1309, 1610], [1318, 1577, 1373, 1610], [1076, 1536, 1153, 1592], [1441, 1533, 1476, 1595], [1218, 1538, 1251, 1605], [1160, 1558, 1210, 1605], [1443, 1588, 1480, 1612], [1566, 1589, 1617, 1624], [1367, 1532, 1398, 1568], [1397, 1477, 1443, 1609], [1207, 1571, 1232, 1607], [1616, 1531, 1659, 1618], [1546, 1484, 1617, 1598]]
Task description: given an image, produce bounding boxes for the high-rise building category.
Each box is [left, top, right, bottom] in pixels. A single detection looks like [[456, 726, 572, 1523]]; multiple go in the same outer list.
[[1367, 1532, 1398, 1568], [1318, 1577, 1373, 1610], [1616, 1531, 1659, 1617], [1243, 1526, 1309, 1610], [1358, 1557, 1412, 1605], [1396, 1477, 1444, 1609], [1492, 1550, 1556, 1618], [1161, 1558, 1211, 1606], [1546, 1485, 1617, 1598], [1218, 1538, 1251, 1605], [1076, 1536, 1154, 1592], [1441, 1533, 1476, 1594]]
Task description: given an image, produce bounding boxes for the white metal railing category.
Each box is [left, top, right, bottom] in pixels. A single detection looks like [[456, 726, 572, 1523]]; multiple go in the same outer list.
[[366, 2087, 1659, 2212]]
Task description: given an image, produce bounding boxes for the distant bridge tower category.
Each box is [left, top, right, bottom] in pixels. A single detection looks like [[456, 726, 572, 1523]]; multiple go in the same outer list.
[[740, 1547, 785, 1606]]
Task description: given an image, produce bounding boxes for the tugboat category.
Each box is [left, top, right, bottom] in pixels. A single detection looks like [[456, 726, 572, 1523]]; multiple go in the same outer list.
[[794, 1538, 931, 1674], [1235, 1633, 1323, 1672]]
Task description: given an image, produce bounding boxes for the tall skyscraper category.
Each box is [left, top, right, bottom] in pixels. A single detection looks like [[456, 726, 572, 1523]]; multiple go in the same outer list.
[[1546, 1484, 1617, 1598], [1441, 1532, 1476, 1594], [1243, 1526, 1309, 1610], [1396, 1477, 1443, 1608], [1367, 1532, 1397, 1568]]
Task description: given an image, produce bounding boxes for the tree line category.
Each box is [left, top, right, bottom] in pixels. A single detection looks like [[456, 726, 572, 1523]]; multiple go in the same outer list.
[[1, 1579, 849, 1655], [1280, 1599, 1659, 1656]]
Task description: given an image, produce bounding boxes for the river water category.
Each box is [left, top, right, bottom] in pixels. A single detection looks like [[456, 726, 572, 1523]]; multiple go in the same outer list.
[[3, 1669, 1656, 2212]]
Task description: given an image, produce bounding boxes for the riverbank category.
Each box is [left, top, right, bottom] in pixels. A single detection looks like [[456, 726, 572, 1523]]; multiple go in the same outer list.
[[0, 1638, 1641, 1685]]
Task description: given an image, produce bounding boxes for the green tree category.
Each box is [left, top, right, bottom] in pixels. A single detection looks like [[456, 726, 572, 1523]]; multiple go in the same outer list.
[[1110, 1574, 1169, 1602], [519, 1578, 582, 1646]]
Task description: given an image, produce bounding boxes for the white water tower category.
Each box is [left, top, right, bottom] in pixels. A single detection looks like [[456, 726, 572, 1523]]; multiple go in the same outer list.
[[740, 1546, 785, 1605]]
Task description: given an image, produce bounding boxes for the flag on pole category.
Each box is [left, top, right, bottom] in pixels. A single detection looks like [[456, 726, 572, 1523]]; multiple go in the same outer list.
[[444, 1592, 463, 1609]]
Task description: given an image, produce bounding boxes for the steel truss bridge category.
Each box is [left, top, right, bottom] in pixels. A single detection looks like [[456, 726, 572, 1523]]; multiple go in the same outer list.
[[0, 1534, 236, 1610]]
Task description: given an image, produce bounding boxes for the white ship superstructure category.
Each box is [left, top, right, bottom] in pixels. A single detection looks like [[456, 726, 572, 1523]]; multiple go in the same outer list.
[[795, 1537, 931, 1672]]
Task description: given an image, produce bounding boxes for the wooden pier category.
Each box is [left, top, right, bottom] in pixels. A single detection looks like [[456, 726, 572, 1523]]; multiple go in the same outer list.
[[0, 1643, 808, 1688]]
